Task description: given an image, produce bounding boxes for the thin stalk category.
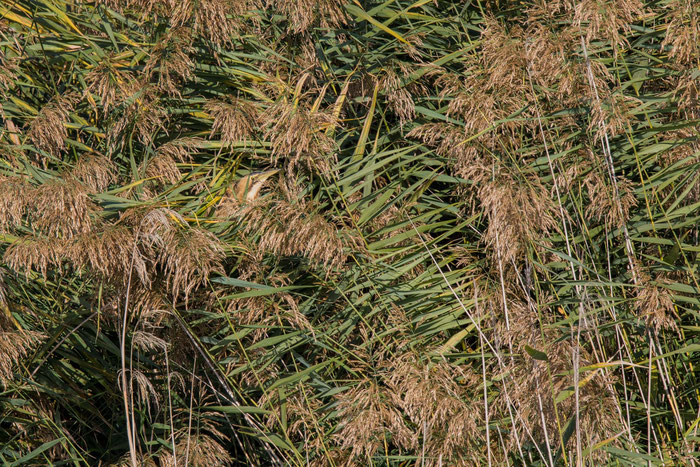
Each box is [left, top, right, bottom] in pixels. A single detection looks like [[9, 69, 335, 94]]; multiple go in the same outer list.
[[121, 242, 139, 467], [476, 288, 492, 467], [165, 345, 177, 467]]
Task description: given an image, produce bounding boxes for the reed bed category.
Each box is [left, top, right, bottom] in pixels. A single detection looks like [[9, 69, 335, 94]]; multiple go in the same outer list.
[[1, 0, 699, 465]]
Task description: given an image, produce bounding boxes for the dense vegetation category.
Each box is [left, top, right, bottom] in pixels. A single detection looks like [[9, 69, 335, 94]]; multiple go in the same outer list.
[[1, 0, 700, 465]]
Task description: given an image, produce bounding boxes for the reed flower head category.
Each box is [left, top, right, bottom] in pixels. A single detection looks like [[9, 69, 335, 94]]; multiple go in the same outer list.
[[663, 0, 700, 66], [84, 61, 138, 115], [263, 99, 337, 173], [479, 175, 556, 264], [674, 70, 700, 117], [333, 380, 414, 462], [159, 434, 232, 466], [4, 234, 64, 279], [66, 224, 147, 285], [635, 275, 679, 334], [588, 93, 641, 140], [275, 0, 347, 34], [108, 84, 167, 150], [498, 339, 622, 458], [191, 0, 250, 47], [385, 353, 482, 464], [0, 52, 18, 97], [379, 68, 415, 126], [0, 176, 31, 232], [161, 227, 224, 302], [206, 97, 259, 147], [70, 154, 117, 192], [138, 208, 224, 302], [237, 194, 347, 271], [146, 142, 192, 185], [584, 167, 637, 229], [145, 27, 194, 97], [0, 329, 45, 387], [574, 0, 646, 52], [28, 94, 75, 158], [31, 177, 98, 239]]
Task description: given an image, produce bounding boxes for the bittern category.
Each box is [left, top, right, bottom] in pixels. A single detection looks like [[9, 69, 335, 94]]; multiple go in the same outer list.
[[233, 168, 279, 203]]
